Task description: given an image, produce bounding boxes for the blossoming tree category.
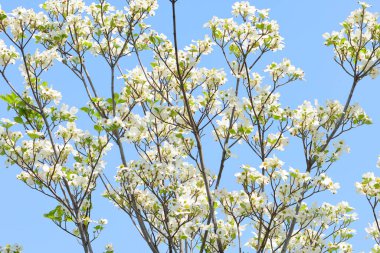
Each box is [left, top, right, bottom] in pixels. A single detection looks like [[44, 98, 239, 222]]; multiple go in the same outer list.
[[0, 0, 380, 252]]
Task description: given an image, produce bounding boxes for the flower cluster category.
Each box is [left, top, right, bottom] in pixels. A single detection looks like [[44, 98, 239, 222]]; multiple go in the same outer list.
[[0, 244, 22, 253], [264, 58, 305, 82], [0, 1, 378, 252], [0, 40, 18, 66], [290, 100, 370, 166], [106, 158, 212, 247], [356, 155, 380, 251], [0, 7, 48, 42], [41, 0, 85, 15], [206, 1, 284, 54], [324, 2, 380, 79]]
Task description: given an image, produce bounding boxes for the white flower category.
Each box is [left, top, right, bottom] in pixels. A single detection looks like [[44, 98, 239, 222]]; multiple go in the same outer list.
[[105, 243, 114, 251], [99, 218, 108, 225], [358, 2, 371, 9], [0, 40, 19, 66]]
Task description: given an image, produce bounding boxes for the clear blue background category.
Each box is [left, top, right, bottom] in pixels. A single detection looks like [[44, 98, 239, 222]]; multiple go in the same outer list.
[[0, 0, 379, 252]]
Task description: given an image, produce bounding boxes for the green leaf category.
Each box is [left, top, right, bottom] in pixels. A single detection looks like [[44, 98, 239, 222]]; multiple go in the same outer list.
[[43, 205, 66, 223], [175, 133, 184, 139], [81, 106, 90, 113], [228, 128, 236, 135], [13, 116, 23, 124], [0, 93, 17, 105], [94, 225, 104, 231], [0, 12, 7, 21], [94, 124, 102, 132], [27, 132, 43, 139]]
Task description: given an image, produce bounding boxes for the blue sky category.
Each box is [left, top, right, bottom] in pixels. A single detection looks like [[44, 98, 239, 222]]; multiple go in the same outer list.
[[0, 0, 380, 252]]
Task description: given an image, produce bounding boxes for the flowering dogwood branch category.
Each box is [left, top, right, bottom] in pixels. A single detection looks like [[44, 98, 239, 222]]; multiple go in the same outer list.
[[0, 1, 379, 253]]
